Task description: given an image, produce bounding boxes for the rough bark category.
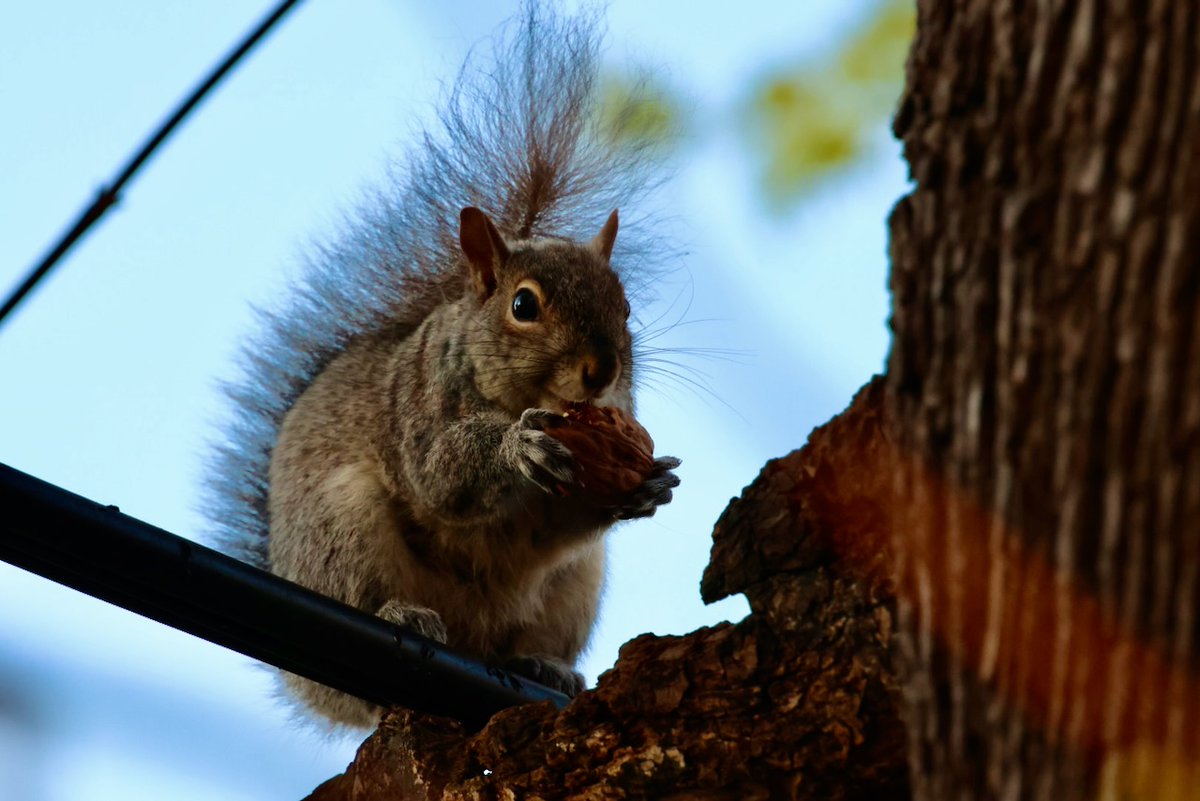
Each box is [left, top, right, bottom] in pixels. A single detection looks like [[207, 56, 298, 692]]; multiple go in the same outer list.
[[305, 380, 910, 800], [888, 0, 1200, 797]]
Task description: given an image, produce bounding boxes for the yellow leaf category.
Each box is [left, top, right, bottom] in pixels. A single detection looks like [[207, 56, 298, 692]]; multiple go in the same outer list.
[[596, 74, 681, 149], [839, 0, 915, 87], [740, 0, 915, 205]]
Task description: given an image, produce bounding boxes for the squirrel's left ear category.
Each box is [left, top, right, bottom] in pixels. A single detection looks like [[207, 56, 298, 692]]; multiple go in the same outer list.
[[591, 210, 619, 262], [460, 207, 509, 300]]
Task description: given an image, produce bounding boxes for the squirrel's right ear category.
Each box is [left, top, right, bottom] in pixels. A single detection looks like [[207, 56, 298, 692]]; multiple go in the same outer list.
[[460, 207, 509, 300], [591, 209, 619, 263]]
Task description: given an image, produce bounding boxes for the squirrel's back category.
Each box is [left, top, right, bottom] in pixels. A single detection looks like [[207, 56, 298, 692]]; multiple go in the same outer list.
[[204, 2, 667, 567]]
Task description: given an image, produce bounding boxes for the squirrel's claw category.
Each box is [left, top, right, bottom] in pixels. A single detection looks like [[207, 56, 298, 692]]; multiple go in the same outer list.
[[614, 455, 681, 520], [652, 456, 682, 472], [518, 407, 565, 431]]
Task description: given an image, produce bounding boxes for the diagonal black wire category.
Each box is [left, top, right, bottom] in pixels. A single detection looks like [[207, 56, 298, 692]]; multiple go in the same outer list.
[[0, 0, 304, 329]]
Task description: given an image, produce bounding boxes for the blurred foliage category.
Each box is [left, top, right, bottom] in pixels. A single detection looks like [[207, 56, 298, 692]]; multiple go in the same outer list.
[[596, 74, 682, 150], [598, 0, 914, 206], [747, 0, 914, 204]]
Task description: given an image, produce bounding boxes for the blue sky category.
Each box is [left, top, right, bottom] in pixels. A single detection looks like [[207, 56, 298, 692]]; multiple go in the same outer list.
[[0, 1, 905, 798]]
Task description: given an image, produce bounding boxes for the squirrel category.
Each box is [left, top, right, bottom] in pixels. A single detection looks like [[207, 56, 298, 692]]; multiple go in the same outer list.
[[205, 2, 680, 729]]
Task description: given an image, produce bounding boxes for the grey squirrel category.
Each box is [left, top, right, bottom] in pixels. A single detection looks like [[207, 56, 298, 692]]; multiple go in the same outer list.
[[205, 3, 680, 729]]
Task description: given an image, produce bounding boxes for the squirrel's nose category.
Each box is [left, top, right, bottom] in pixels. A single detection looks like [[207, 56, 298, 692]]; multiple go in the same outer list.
[[581, 349, 621, 396]]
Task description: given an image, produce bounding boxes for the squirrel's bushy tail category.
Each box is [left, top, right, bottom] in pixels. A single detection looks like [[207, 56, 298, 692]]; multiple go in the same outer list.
[[205, 2, 667, 567]]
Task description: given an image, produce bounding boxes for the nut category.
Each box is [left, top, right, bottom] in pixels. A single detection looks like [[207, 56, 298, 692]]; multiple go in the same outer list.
[[543, 402, 654, 503]]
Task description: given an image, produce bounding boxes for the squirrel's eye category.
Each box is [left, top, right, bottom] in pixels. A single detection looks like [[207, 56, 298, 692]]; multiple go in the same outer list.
[[623, 299, 631, 319], [512, 287, 540, 321]]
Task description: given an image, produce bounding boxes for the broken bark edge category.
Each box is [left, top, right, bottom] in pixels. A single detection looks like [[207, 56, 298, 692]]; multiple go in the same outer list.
[[306, 376, 908, 800]]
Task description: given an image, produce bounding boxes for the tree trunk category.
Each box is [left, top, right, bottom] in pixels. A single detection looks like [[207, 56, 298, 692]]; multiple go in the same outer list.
[[888, 0, 1200, 797], [301, 0, 1200, 797]]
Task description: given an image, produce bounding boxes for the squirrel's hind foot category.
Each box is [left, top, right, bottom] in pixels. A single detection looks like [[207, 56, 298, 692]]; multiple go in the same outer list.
[[376, 600, 449, 644], [504, 654, 586, 697]]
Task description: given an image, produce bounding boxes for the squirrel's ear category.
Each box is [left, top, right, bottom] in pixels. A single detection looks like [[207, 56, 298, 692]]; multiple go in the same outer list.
[[591, 209, 619, 262], [460, 207, 509, 299]]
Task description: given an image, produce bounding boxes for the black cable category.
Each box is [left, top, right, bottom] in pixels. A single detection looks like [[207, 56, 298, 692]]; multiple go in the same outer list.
[[0, 0, 304, 329], [0, 463, 569, 726]]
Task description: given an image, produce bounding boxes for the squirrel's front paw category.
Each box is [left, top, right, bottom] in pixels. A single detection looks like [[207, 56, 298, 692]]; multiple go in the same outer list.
[[613, 455, 681, 520], [509, 409, 575, 493]]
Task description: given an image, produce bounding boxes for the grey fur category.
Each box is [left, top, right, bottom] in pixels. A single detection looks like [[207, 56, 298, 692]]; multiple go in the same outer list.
[[205, 2, 667, 569], [203, 2, 678, 729]]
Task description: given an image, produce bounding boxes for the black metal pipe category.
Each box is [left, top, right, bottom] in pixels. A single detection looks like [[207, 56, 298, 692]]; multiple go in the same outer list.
[[0, 463, 569, 726]]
